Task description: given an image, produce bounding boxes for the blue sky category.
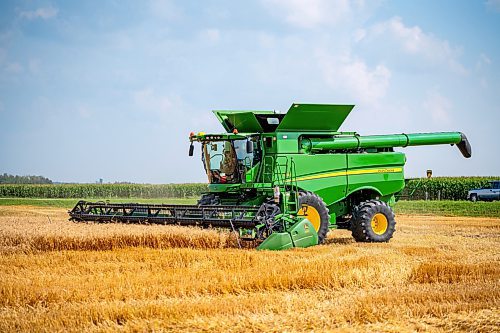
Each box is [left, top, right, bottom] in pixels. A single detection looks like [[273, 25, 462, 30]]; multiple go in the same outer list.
[[0, 0, 499, 183]]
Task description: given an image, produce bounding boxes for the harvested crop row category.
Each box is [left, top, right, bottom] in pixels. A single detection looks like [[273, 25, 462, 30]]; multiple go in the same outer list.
[[1, 206, 499, 332], [0, 207, 239, 252]]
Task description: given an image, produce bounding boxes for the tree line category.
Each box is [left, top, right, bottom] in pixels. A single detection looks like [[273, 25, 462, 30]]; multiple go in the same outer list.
[[0, 173, 53, 184]]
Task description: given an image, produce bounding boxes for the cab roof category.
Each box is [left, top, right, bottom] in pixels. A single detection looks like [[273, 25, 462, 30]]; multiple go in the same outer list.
[[213, 103, 354, 133]]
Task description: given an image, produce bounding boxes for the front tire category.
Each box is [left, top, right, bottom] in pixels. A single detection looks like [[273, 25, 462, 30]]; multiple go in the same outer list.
[[198, 194, 219, 205], [351, 200, 396, 242], [298, 192, 330, 244], [470, 194, 478, 202]]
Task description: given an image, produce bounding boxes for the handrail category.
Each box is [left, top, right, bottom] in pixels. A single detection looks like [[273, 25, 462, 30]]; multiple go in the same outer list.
[[258, 154, 299, 213], [272, 156, 300, 213]]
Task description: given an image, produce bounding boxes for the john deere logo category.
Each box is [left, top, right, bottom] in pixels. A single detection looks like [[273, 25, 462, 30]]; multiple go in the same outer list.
[[304, 224, 309, 233]]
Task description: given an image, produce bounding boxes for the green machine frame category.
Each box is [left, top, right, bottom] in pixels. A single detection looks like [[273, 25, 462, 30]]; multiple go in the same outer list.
[[70, 103, 471, 250]]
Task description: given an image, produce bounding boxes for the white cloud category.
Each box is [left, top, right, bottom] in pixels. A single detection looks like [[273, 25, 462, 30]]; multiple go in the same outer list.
[[28, 59, 41, 74], [486, 0, 500, 12], [149, 0, 182, 20], [476, 53, 491, 69], [423, 90, 452, 125], [262, 0, 359, 28], [199, 29, 221, 43], [476, 53, 491, 88], [317, 51, 391, 105], [0, 48, 6, 63], [77, 105, 91, 119], [480, 78, 489, 88], [109, 33, 134, 50], [132, 88, 180, 120], [19, 6, 58, 20], [353, 28, 366, 42], [257, 32, 277, 49], [4, 62, 23, 74], [0, 31, 12, 43], [364, 17, 467, 75]]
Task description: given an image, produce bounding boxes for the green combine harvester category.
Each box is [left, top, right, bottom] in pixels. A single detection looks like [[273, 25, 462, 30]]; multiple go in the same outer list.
[[69, 104, 471, 250]]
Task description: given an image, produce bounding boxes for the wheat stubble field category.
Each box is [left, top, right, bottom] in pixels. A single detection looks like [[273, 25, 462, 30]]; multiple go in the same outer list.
[[0, 205, 499, 332]]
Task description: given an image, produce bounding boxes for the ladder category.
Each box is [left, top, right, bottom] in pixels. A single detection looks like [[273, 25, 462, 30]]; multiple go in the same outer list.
[[272, 156, 299, 214]]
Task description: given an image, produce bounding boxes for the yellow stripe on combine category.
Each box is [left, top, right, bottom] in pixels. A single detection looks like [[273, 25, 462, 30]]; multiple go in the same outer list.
[[296, 167, 403, 182]]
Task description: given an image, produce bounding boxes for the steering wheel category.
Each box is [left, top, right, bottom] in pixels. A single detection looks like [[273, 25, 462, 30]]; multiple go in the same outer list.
[[210, 153, 224, 165]]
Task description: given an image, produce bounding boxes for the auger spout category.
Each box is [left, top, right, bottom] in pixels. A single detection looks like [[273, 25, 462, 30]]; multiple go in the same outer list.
[[301, 132, 471, 158]]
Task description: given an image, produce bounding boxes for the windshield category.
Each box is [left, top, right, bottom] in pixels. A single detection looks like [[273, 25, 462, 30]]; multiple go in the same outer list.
[[233, 139, 253, 164], [202, 140, 253, 184]]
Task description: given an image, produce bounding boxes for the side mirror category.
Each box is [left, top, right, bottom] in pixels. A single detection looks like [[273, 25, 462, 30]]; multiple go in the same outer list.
[[246, 140, 253, 153], [188, 144, 194, 156]]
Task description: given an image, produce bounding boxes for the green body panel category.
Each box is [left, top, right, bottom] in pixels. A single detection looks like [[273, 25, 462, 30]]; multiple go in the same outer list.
[[328, 212, 337, 229], [221, 112, 264, 133], [276, 104, 354, 132], [284, 152, 405, 220], [276, 132, 301, 153], [293, 154, 348, 205], [245, 163, 259, 183], [252, 152, 404, 223], [208, 184, 241, 193], [289, 219, 319, 247], [213, 110, 274, 133], [345, 153, 406, 197], [257, 232, 293, 250], [257, 218, 318, 250]]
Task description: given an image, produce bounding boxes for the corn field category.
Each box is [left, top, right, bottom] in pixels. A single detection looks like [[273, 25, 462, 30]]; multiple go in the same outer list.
[[1, 177, 498, 200], [400, 176, 498, 201], [0, 183, 207, 198]]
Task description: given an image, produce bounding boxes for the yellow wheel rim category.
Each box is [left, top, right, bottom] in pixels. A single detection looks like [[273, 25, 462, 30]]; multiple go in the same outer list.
[[371, 213, 388, 235], [298, 205, 321, 232]]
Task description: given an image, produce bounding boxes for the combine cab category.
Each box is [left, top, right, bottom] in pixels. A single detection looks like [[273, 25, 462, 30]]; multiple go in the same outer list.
[[70, 103, 471, 250]]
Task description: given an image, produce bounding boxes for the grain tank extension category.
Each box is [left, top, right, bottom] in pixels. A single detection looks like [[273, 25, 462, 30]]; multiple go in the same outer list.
[[69, 104, 471, 250]]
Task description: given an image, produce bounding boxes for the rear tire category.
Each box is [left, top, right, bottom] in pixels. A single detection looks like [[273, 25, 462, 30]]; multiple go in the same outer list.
[[351, 200, 396, 242], [470, 194, 478, 202], [298, 192, 330, 244]]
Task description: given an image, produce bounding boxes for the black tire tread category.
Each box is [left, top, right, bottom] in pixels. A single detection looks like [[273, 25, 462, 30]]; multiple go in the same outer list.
[[298, 191, 330, 244], [351, 199, 396, 242], [197, 194, 219, 206]]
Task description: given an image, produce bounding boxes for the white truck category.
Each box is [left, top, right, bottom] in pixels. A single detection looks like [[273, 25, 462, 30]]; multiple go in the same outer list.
[[468, 181, 500, 202]]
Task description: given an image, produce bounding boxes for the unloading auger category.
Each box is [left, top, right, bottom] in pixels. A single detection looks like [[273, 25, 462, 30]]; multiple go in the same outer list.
[[69, 103, 471, 250]]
